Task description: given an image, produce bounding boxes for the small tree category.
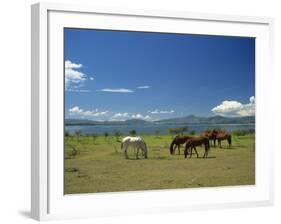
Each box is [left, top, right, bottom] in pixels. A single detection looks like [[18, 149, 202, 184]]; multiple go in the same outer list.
[[180, 126, 188, 135], [92, 133, 98, 144], [129, 129, 136, 136], [113, 130, 122, 142], [189, 130, 196, 135], [104, 131, 109, 142], [74, 129, 82, 142], [169, 128, 179, 136], [169, 126, 188, 136]]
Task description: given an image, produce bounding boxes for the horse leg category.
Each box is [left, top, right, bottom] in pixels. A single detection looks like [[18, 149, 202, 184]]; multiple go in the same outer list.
[[189, 147, 193, 158], [125, 146, 129, 159], [214, 139, 216, 148], [178, 144, 180, 155], [194, 146, 199, 158], [136, 148, 139, 159], [205, 145, 209, 158], [173, 144, 176, 155], [203, 146, 206, 158]]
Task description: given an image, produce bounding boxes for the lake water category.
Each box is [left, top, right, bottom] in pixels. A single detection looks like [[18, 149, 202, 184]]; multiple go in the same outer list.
[[65, 123, 255, 135]]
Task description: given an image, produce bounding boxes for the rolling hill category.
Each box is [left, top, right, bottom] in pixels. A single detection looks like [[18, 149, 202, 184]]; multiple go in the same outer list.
[[65, 115, 255, 126]]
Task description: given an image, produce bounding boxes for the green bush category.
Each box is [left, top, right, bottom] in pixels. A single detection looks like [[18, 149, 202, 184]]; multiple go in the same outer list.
[[169, 126, 188, 136], [113, 130, 122, 142], [129, 130, 136, 136], [92, 133, 98, 144]]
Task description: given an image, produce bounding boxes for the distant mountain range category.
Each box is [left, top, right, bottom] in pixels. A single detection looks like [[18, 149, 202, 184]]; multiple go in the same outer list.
[[65, 118, 150, 126], [65, 115, 255, 126]]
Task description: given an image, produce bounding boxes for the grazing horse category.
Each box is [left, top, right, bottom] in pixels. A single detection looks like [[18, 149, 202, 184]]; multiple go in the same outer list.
[[200, 129, 219, 147], [184, 137, 210, 158], [170, 135, 192, 155], [121, 136, 148, 159], [216, 132, 232, 148]]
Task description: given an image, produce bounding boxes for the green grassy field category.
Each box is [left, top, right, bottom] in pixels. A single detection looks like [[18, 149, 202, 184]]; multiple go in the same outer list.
[[64, 134, 255, 194]]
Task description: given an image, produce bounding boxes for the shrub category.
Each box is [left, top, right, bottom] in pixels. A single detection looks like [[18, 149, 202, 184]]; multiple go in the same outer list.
[[104, 132, 109, 142], [189, 130, 196, 135], [169, 126, 188, 136], [92, 133, 98, 144], [74, 129, 82, 142], [113, 130, 122, 142], [129, 129, 136, 136]]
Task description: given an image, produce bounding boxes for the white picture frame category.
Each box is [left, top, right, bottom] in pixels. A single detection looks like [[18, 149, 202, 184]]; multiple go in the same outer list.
[[31, 2, 274, 221]]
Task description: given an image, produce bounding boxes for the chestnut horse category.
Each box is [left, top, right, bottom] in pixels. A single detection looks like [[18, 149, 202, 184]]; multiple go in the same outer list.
[[216, 132, 232, 148], [184, 137, 210, 158], [200, 129, 219, 147], [169, 135, 192, 155]]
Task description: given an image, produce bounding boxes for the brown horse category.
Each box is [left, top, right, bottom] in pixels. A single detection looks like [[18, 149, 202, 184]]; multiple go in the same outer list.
[[184, 137, 210, 158], [216, 132, 232, 148], [169, 135, 192, 155], [200, 129, 219, 147]]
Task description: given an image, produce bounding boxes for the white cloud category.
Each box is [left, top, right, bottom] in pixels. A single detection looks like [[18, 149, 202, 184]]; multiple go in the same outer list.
[[250, 96, 255, 104], [99, 88, 134, 93], [110, 112, 151, 121], [137, 86, 150, 89], [89, 77, 94, 81], [65, 60, 90, 90], [68, 106, 108, 117], [148, 109, 175, 114], [131, 114, 152, 120], [211, 96, 255, 117], [111, 112, 130, 120], [65, 61, 82, 69], [69, 106, 82, 113]]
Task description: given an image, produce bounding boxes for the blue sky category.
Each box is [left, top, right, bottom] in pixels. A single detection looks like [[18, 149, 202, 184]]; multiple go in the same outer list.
[[64, 28, 255, 121]]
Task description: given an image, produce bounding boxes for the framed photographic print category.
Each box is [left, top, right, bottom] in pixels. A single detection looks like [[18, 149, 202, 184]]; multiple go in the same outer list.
[[31, 2, 274, 221]]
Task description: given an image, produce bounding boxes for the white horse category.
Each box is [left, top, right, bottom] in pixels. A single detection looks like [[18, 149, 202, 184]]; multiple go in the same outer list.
[[121, 136, 148, 159]]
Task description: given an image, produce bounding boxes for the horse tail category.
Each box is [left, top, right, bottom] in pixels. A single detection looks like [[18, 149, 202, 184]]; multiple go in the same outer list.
[[184, 142, 188, 156], [170, 139, 176, 155], [184, 141, 190, 158]]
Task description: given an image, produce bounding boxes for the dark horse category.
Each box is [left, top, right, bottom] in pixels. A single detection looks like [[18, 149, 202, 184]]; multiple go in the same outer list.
[[184, 137, 210, 158], [170, 135, 192, 155], [200, 129, 219, 147], [216, 132, 232, 148]]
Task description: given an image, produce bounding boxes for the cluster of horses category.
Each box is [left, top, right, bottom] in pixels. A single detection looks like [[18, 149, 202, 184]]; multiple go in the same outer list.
[[120, 129, 231, 159], [170, 129, 232, 158]]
